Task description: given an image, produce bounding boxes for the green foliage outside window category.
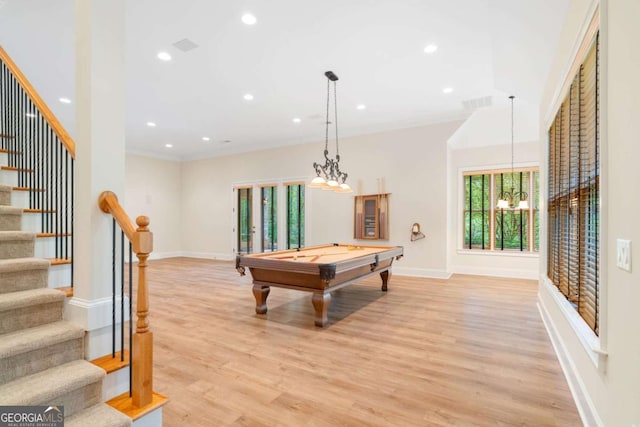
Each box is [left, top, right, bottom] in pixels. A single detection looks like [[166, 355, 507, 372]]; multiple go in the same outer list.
[[463, 170, 539, 252]]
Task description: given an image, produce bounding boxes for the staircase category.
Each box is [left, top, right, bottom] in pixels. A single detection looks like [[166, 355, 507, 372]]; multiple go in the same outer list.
[[0, 183, 131, 426]]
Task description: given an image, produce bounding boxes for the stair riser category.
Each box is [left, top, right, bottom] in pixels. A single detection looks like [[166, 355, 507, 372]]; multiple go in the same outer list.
[[10, 191, 29, 209], [0, 337, 83, 386], [21, 212, 41, 233], [0, 269, 48, 294], [0, 301, 63, 335], [35, 236, 71, 259], [49, 263, 71, 288], [0, 213, 21, 231], [0, 239, 33, 259], [0, 170, 17, 187], [102, 367, 130, 402]]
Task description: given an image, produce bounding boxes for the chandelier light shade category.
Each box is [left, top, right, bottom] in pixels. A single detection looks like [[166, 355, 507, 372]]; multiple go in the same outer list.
[[309, 71, 352, 193], [496, 95, 528, 210]]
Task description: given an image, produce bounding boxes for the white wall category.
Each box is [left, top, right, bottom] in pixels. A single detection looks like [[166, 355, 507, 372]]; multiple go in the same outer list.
[[179, 121, 462, 277], [537, 1, 640, 426], [447, 142, 540, 279], [125, 154, 182, 258]]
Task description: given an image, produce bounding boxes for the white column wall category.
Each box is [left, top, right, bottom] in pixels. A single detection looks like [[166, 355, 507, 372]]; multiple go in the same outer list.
[[68, 0, 126, 359]]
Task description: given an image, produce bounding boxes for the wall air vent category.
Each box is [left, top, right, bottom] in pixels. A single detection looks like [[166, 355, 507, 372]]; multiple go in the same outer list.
[[173, 38, 199, 52], [462, 96, 493, 111]]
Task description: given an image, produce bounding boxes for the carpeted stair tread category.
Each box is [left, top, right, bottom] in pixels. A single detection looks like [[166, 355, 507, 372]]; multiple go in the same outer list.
[[0, 320, 84, 359], [0, 258, 50, 293], [0, 257, 50, 273], [66, 403, 132, 427], [0, 288, 63, 312], [0, 206, 22, 215], [0, 230, 35, 240], [0, 360, 105, 406], [0, 231, 35, 259]]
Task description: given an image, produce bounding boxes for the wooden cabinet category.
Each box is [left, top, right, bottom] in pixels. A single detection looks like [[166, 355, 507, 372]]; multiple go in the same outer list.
[[354, 194, 390, 240]]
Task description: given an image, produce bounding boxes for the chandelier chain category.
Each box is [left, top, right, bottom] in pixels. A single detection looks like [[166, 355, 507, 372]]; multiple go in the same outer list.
[[325, 78, 330, 152], [334, 80, 339, 157]]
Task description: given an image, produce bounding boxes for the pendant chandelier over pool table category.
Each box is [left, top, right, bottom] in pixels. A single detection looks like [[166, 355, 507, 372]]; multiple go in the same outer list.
[[309, 71, 353, 193]]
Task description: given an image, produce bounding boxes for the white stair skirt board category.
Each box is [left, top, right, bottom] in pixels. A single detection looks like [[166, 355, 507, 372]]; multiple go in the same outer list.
[[0, 169, 17, 187], [132, 407, 163, 427], [0, 152, 7, 166], [10, 190, 29, 209], [21, 212, 43, 233], [102, 366, 130, 402], [49, 263, 71, 288], [35, 236, 71, 259]]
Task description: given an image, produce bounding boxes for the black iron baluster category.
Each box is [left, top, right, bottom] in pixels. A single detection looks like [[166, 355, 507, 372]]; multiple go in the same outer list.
[[112, 219, 116, 358], [120, 229, 125, 362], [70, 156, 74, 288]]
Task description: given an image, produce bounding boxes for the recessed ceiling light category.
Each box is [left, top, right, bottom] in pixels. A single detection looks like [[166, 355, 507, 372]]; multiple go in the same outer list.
[[202, 137, 211, 141], [147, 122, 156, 127], [59, 97, 71, 104], [424, 44, 438, 54], [356, 104, 366, 110], [292, 118, 301, 123], [243, 93, 254, 101], [442, 87, 454, 94], [157, 52, 172, 61], [25, 113, 36, 118], [165, 144, 173, 148], [241, 13, 257, 25]]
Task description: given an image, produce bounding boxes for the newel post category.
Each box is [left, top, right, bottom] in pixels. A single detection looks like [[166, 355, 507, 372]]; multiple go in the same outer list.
[[132, 215, 153, 407]]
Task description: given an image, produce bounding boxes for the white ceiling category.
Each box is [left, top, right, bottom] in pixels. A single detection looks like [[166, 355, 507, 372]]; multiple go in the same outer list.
[[0, 0, 568, 161]]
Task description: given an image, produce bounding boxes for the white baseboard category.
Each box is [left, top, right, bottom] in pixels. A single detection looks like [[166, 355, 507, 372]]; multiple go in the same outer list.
[[128, 251, 234, 262], [393, 267, 451, 279], [538, 297, 603, 427], [65, 295, 130, 331], [148, 251, 184, 260], [180, 251, 235, 261], [450, 265, 539, 280]]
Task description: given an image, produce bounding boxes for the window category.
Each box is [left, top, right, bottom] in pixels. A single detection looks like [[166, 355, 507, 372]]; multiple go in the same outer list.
[[547, 34, 600, 335], [286, 184, 305, 249], [463, 169, 539, 252], [261, 186, 277, 252]]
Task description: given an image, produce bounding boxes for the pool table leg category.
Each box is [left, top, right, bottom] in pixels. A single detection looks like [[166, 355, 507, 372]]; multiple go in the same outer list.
[[311, 293, 331, 327], [253, 284, 270, 314], [380, 270, 390, 292]]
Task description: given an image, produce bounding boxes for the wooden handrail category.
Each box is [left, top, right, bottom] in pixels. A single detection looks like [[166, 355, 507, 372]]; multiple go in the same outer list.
[[98, 191, 152, 255], [0, 45, 76, 158], [98, 190, 154, 407]]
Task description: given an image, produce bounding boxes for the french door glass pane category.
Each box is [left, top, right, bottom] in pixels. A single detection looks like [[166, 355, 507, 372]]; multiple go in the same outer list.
[[237, 188, 253, 254], [261, 186, 277, 252], [287, 185, 305, 249]]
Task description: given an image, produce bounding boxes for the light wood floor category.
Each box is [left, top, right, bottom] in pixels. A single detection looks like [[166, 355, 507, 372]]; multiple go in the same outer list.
[[145, 257, 580, 426]]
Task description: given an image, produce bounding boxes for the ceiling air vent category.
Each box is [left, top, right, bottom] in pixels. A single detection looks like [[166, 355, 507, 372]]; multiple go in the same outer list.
[[462, 96, 492, 111], [173, 38, 199, 52]]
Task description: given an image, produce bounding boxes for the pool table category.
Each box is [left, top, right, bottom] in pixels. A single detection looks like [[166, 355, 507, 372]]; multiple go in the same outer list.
[[235, 243, 403, 327]]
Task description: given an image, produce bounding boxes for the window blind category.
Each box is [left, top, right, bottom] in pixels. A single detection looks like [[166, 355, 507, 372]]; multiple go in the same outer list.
[[547, 34, 599, 334]]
